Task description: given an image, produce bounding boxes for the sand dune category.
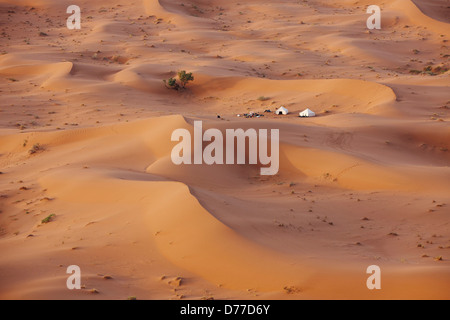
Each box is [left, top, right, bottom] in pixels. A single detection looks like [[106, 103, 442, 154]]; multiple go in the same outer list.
[[0, 0, 449, 300], [412, 0, 450, 23]]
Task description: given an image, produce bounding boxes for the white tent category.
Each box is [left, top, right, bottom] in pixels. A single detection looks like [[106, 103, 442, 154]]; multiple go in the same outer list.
[[299, 108, 316, 117], [276, 106, 289, 115]]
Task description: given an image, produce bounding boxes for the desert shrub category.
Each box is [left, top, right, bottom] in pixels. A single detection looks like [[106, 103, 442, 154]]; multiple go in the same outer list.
[[164, 70, 194, 90], [29, 143, 43, 155], [41, 214, 55, 224], [178, 70, 194, 88], [163, 77, 180, 90]]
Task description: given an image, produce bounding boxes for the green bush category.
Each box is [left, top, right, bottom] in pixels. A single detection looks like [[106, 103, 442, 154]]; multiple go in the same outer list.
[[41, 214, 55, 224], [163, 77, 179, 90], [178, 70, 194, 88], [164, 70, 194, 90]]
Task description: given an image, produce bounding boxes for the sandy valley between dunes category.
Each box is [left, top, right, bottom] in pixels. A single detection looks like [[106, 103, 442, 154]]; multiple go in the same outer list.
[[0, 0, 449, 299]]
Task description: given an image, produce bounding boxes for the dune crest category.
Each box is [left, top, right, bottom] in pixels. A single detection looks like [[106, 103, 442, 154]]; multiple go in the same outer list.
[[1, 0, 449, 300]]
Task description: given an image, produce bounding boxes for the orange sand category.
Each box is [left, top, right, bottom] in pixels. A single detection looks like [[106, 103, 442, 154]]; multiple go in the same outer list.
[[0, 0, 449, 300]]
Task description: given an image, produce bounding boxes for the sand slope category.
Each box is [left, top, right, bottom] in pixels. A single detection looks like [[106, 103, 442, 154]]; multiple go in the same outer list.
[[0, 0, 449, 300]]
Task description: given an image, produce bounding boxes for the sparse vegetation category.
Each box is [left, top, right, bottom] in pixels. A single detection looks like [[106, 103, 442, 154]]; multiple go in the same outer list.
[[41, 214, 55, 224], [164, 70, 194, 90], [29, 143, 43, 155], [191, 4, 204, 14], [177, 70, 194, 88], [163, 77, 179, 90], [410, 65, 448, 76], [284, 286, 302, 294]]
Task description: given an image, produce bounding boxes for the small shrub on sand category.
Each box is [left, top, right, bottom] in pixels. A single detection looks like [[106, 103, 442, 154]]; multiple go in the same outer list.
[[29, 143, 43, 155], [41, 214, 55, 224], [163, 77, 179, 90], [178, 70, 194, 88], [164, 70, 194, 90], [284, 286, 302, 294]]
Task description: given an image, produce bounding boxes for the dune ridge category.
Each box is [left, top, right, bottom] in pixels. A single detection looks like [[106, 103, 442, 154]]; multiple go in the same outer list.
[[0, 0, 449, 300]]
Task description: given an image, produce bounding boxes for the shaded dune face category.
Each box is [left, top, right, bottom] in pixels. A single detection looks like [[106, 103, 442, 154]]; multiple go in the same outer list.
[[0, 0, 449, 300], [412, 0, 450, 23]]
